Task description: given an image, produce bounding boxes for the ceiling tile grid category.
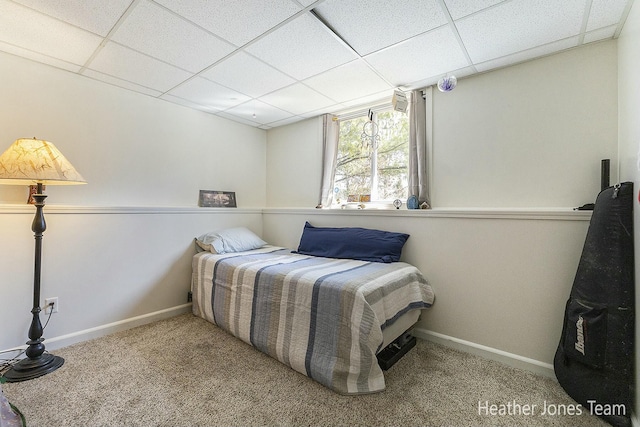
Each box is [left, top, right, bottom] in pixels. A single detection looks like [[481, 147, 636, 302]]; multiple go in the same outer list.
[[223, 99, 294, 125], [245, 13, 359, 81], [153, 0, 303, 47], [364, 25, 470, 87], [200, 52, 296, 98], [0, 0, 104, 65], [443, 0, 507, 20], [87, 41, 193, 92], [165, 77, 251, 111], [109, 0, 236, 73], [587, 0, 632, 30], [259, 82, 337, 115], [11, 0, 133, 37], [455, 0, 588, 64], [303, 59, 393, 104], [313, 0, 448, 56], [0, 0, 634, 129]]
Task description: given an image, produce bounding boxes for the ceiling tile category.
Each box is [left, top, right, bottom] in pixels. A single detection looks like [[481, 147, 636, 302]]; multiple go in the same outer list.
[[443, 0, 506, 20], [161, 94, 221, 113], [0, 0, 103, 65], [223, 100, 294, 125], [298, 103, 346, 118], [11, 0, 132, 36], [263, 115, 308, 127], [364, 25, 469, 87], [0, 41, 82, 73], [313, 0, 447, 56], [165, 77, 250, 110], [216, 111, 262, 127], [111, 0, 235, 73], [303, 60, 393, 103], [246, 13, 358, 80], [474, 36, 579, 72], [586, 0, 629, 31], [81, 68, 164, 97], [583, 25, 617, 43], [201, 52, 296, 98], [456, 0, 587, 63], [408, 65, 476, 89], [338, 90, 394, 109], [260, 83, 336, 115], [154, 0, 302, 46], [87, 42, 193, 92]]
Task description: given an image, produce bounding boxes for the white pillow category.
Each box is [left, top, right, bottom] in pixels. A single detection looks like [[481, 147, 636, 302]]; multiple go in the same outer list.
[[195, 227, 266, 254]]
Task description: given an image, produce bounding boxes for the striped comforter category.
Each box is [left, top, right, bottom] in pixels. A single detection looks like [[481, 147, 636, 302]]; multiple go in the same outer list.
[[191, 246, 434, 394]]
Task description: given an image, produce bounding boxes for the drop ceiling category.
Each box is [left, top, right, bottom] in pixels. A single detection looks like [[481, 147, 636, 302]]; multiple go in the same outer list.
[[0, 0, 633, 129]]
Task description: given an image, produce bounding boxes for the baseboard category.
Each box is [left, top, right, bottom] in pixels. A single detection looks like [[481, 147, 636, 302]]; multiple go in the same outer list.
[[413, 328, 556, 379], [42, 304, 192, 351]]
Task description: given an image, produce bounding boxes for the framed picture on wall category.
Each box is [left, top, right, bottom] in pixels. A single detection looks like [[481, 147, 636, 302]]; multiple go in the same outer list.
[[198, 190, 237, 208]]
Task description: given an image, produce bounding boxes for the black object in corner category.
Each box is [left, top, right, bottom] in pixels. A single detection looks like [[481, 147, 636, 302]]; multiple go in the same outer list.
[[575, 203, 595, 211], [377, 331, 416, 371], [554, 182, 634, 427]]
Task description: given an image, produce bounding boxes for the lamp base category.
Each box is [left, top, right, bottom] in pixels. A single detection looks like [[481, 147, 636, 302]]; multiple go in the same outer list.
[[3, 354, 64, 382]]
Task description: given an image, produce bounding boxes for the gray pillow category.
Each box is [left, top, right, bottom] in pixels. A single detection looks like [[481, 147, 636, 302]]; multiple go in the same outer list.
[[196, 227, 266, 254]]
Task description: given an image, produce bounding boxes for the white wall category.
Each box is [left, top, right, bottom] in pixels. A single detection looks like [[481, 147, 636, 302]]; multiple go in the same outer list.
[[616, 0, 639, 422], [433, 41, 618, 208], [0, 51, 268, 351], [266, 42, 618, 210], [266, 118, 322, 207], [0, 51, 267, 208]]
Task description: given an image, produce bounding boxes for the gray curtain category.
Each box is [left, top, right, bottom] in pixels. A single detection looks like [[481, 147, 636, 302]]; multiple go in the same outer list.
[[408, 89, 430, 207], [319, 114, 339, 207]]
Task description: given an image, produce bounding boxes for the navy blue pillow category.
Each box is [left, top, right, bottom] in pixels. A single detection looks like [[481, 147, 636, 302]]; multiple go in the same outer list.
[[295, 222, 409, 263]]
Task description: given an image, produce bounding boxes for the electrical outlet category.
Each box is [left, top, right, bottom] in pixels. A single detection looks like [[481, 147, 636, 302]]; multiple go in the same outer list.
[[44, 297, 59, 314]]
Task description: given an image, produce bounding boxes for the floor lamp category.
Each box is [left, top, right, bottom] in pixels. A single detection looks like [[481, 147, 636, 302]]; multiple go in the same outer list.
[[0, 138, 86, 382]]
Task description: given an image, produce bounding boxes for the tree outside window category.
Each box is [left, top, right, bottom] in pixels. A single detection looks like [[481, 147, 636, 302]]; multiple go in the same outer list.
[[333, 109, 409, 205]]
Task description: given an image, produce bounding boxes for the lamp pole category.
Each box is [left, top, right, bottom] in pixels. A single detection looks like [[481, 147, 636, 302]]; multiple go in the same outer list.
[[4, 183, 64, 382]]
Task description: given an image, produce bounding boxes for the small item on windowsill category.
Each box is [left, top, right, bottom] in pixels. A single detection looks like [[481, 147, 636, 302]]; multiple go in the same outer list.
[[574, 203, 595, 211], [420, 202, 430, 209], [27, 184, 45, 204], [407, 195, 419, 209]]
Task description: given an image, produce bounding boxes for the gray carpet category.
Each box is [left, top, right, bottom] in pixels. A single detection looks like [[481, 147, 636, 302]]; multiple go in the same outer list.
[[3, 313, 608, 427]]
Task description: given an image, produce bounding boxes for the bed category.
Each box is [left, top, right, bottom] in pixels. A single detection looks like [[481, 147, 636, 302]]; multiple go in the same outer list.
[[191, 225, 434, 395]]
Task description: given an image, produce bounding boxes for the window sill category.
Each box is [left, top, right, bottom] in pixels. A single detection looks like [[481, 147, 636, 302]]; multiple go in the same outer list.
[[264, 207, 592, 221]]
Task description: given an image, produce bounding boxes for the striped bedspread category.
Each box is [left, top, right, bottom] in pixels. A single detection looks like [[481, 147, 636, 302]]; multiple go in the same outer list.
[[192, 246, 434, 394]]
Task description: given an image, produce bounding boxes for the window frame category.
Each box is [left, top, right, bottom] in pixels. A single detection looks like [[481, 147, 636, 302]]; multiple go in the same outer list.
[[332, 102, 410, 209]]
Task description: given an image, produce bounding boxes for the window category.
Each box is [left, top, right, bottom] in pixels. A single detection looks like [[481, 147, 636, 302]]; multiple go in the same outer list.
[[332, 108, 409, 205]]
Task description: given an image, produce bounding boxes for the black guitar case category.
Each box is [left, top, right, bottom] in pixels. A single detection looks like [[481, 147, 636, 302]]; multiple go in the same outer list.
[[554, 182, 635, 427]]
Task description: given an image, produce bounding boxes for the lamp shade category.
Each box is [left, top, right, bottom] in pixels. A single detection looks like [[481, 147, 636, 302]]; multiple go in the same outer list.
[[0, 138, 86, 186]]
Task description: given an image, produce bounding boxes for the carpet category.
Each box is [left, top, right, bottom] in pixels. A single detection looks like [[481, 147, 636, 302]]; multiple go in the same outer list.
[[3, 313, 608, 427]]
